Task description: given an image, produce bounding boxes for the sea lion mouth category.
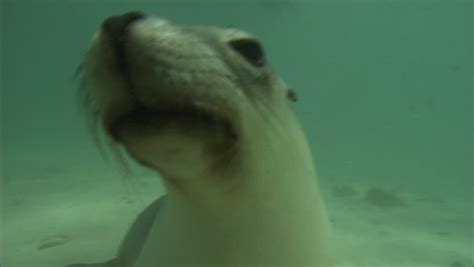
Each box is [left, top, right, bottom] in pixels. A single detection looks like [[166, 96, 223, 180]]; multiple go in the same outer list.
[[108, 103, 237, 142]]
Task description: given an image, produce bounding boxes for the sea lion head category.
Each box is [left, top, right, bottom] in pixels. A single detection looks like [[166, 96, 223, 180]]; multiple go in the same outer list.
[[80, 11, 298, 181]]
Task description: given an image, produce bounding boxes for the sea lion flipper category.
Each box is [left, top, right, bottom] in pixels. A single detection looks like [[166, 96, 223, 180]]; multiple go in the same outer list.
[[66, 258, 116, 267]]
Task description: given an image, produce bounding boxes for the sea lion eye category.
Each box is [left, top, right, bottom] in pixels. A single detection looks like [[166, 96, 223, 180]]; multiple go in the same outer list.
[[229, 38, 266, 67]]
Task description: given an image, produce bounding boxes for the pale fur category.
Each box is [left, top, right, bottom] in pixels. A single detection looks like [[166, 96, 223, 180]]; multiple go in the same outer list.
[[72, 13, 333, 267]]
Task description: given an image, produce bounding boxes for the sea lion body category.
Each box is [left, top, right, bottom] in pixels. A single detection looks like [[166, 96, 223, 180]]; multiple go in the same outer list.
[[72, 11, 333, 267]]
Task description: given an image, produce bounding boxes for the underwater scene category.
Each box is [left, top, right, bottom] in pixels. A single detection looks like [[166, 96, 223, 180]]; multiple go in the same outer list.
[[1, 1, 472, 267]]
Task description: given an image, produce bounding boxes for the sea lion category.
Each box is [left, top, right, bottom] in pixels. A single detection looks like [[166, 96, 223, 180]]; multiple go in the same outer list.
[[71, 11, 333, 267]]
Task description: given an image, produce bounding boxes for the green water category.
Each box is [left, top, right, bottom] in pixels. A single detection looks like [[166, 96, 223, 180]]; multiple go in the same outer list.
[[1, 1, 472, 266]]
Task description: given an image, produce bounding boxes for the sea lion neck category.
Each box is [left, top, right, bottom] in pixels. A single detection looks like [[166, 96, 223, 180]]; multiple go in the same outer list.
[[159, 101, 319, 221]]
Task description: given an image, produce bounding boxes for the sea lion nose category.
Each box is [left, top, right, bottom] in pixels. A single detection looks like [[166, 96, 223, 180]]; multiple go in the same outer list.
[[101, 11, 145, 72], [102, 11, 145, 40]]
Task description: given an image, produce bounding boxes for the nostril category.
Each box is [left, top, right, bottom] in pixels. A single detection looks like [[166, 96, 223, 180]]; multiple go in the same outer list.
[[101, 11, 146, 74], [102, 11, 146, 39]]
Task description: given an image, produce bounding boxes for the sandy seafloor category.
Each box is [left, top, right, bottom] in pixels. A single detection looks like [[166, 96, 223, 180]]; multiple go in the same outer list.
[[2, 157, 472, 267]]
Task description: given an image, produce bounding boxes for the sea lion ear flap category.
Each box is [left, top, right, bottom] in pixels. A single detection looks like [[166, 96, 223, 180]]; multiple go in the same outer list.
[[287, 88, 298, 102]]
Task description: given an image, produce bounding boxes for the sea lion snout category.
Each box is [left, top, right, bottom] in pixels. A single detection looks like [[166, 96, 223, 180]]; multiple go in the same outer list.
[[102, 11, 145, 34], [101, 11, 146, 41], [100, 11, 146, 74], [85, 16, 248, 143]]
